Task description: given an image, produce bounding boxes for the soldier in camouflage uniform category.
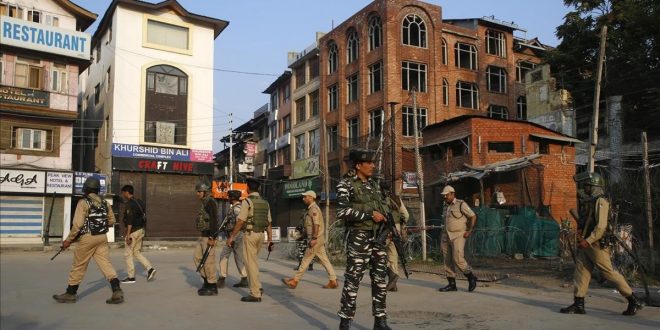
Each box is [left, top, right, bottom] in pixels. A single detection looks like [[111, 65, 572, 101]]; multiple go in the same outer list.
[[380, 180, 409, 292], [217, 190, 248, 289], [193, 182, 219, 296], [337, 149, 392, 330]]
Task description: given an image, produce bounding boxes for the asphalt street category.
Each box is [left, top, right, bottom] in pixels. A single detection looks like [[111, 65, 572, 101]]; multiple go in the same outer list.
[[1, 247, 658, 330]]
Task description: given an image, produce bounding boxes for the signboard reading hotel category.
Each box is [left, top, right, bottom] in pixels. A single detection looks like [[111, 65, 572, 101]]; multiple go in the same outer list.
[[112, 143, 213, 162], [0, 85, 49, 107], [0, 169, 46, 193], [0, 16, 91, 60], [46, 171, 73, 194]]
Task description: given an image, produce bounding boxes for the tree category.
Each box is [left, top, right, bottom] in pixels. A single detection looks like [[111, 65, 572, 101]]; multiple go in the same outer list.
[[545, 0, 660, 141]]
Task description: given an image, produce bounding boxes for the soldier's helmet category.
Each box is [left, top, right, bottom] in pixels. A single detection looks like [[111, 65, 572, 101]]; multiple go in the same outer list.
[[195, 182, 210, 192], [349, 148, 376, 163], [586, 173, 605, 187], [83, 177, 101, 192], [227, 190, 241, 199]]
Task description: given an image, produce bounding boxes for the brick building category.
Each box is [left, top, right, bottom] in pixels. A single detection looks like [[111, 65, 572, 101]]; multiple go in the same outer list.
[[421, 115, 579, 222]]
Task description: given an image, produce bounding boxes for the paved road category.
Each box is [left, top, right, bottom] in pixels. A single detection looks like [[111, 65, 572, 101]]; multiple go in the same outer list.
[[1, 247, 658, 330]]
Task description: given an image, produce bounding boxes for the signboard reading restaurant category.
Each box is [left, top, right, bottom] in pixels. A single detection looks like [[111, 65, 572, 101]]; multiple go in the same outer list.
[[0, 85, 49, 107], [0, 16, 91, 60]]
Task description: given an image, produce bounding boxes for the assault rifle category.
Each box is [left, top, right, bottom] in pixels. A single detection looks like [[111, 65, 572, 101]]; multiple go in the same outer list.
[[50, 231, 82, 261], [196, 243, 213, 273], [375, 213, 410, 278]]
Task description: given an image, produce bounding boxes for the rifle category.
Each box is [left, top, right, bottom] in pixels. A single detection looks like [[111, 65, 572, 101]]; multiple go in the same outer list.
[[50, 231, 82, 261], [196, 244, 213, 273], [375, 213, 410, 278], [266, 242, 274, 261]]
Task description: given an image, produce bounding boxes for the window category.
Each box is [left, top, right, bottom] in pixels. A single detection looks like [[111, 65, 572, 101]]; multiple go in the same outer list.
[[369, 62, 382, 94], [347, 28, 359, 63], [328, 41, 338, 74], [309, 129, 320, 156], [295, 134, 306, 160], [295, 66, 305, 88], [284, 85, 290, 103], [487, 66, 507, 93], [347, 118, 359, 146], [44, 15, 59, 27], [328, 84, 338, 111], [268, 151, 277, 168], [442, 78, 449, 106], [486, 30, 506, 57], [488, 105, 509, 119], [456, 81, 479, 109], [310, 57, 319, 79], [144, 65, 188, 145], [14, 128, 49, 151], [6, 4, 23, 18], [146, 19, 189, 50], [94, 84, 100, 105], [283, 115, 291, 134], [270, 91, 279, 111], [538, 142, 550, 154], [295, 98, 306, 123], [282, 146, 291, 165], [455, 42, 477, 70], [310, 91, 319, 117], [347, 73, 358, 103], [368, 15, 382, 51], [106, 67, 111, 92], [369, 108, 383, 137], [441, 38, 448, 65], [488, 142, 514, 153], [51, 63, 68, 94], [269, 123, 277, 142], [402, 106, 427, 137], [516, 61, 536, 83], [328, 125, 338, 152], [517, 96, 527, 120], [15, 58, 42, 89], [402, 61, 427, 92], [95, 44, 101, 63], [402, 14, 426, 47], [27, 10, 40, 23]]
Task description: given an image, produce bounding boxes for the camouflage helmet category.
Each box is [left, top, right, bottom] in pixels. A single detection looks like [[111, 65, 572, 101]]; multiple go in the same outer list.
[[195, 182, 210, 192], [83, 177, 101, 192], [227, 190, 241, 200], [586, 173, 605, 187]]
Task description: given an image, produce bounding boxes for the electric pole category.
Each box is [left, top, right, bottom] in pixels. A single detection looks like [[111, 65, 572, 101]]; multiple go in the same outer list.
[[588, 25, 607, 173], [411, 89, 427, 261]]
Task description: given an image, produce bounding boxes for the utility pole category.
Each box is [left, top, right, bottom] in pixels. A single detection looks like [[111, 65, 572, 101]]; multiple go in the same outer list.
[[642, 131, 655, 274], [588, 25, 607, 173], [388, 102, 398, 189], [321, 114, 330, 242], [411, 89, 427, 261], [229, 113, 233, 189]]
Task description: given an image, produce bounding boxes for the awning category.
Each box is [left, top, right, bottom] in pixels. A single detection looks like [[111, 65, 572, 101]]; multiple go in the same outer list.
[[421, 134, 470, 148], [529, 133, 582, 144], [428, 154, 541, 186]]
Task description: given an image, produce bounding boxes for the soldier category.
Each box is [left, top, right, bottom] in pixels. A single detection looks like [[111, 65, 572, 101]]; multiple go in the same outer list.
[[217, 190, 248, 289], [227, 178, 273, 303], [294, 236, 315, 271], [282, 190, 338, 289], [120, 184, 156, 284], [560, 173, 643, 315], [337, 149, 392, 330], [380, 180, 409, 292], [193, 182, 219, 296], [438, 185, 478, 292], [53, 177, 124, 304]]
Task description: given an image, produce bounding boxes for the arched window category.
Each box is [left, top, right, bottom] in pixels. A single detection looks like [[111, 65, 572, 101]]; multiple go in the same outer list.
[[441, 38, 448, 65], [346, 28, 359, 63], [368, 15, 382, 51], [442, 78, 449, 106], [328, 41, 338, 74], [144, 65, 188, 145], [402, 14, 426, 47]]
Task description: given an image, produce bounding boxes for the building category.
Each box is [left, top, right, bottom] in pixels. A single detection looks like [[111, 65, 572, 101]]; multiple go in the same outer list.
[[77, 0, 227, 238], [0, 0, 96, 244], [421, 115, 579, 222], [525, 64, 574, 137]]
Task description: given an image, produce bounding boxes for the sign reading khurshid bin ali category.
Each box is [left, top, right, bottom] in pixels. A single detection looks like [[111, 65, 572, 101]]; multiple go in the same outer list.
[[0, 16, 91, 60]]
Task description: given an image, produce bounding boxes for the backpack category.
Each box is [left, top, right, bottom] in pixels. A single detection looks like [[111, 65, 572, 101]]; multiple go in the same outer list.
[[85, 196, 109, 235]]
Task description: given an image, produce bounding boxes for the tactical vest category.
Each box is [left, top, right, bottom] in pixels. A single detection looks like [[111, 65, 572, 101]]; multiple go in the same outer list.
[[84, 196, 109, 235], [247, 195, 269, 232], [349, 178, 389, 230], [196, 196, 211, 231]]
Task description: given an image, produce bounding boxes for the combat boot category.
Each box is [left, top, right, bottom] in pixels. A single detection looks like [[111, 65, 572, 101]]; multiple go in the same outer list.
[[198, 277, 209, 294], [282, 278, 298, 289], [308, 263, 314, 271], [322, 279, 338, 289], [386, 268, 399, 292], [198, 283, 218, 296], [339, 317, 351, 330], [373, 316, 392, 330], [53, 285, 78, 303], [438, 277, 457, 292], [465, 272, 478, 292], [233, 277, 248, 288], [217, 277, 226, 289], [560, 297, 586, 314], [622, 293, 644, 316], [106, 278, 124, 304]]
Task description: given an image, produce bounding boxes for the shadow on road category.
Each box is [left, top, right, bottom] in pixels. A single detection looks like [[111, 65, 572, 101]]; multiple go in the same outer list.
[[77, 278, 108, 300]]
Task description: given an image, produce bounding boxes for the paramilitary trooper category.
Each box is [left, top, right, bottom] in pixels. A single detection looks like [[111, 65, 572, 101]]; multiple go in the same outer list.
[[227, 177, 273, 302], [53, 177, 124, 304], [380, 180, 410, 292], [194, 182, 219, 296], [337, 149, 392, 330], [217, 190, 248, 289], [560, 173, 643, 316]]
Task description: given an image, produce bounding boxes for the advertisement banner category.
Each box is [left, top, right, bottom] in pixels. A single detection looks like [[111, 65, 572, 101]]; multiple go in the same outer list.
[[292, 156, 319, 179], [112, 143, 213, 163], [112, 157, 214, 175], [46, 171, 73, 194], [244, 142, 256, 157], [402, 171, 418, 189], [211, 181, 248, 200], [74, 172, 108, 195], [0, 169, 45, 194]]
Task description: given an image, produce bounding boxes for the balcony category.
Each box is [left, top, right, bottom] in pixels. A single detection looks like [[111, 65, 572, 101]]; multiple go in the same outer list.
[[276, 132, 291, 149]]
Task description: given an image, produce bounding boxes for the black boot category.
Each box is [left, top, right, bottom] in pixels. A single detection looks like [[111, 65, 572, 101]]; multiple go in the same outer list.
[[233, 277, 248, 288], [198, 277, 209, 294], [339, 317, 351, 330], [622, 294, 644, 316], [198, 282, 218, 296], [386, 268, 399, 292], [438, 277, 457, 292], [465, 272, 478, 292], [53, 284, 79, 303], [106, 278, 124, 304], [308, 263, 314, 271], [217, 277, 226, 289], [373, 316, 392, 330], [560, 297, 586, 314]]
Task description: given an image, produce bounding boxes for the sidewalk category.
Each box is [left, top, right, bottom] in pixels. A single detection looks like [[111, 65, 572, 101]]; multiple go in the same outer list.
[[0, 239, 199, 253]]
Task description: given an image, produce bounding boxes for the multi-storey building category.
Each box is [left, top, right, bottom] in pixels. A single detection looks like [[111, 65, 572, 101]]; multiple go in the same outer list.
[[0, 0, 96, 244], [77, 0, 227, 238]]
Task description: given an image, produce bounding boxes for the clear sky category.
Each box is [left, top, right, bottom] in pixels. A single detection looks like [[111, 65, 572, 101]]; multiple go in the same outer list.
[[73, 0, 571, 152]]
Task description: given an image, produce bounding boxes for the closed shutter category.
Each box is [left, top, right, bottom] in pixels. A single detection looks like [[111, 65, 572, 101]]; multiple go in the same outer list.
[[0, 195, 43, 238], [145, 173, 199, 238]]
